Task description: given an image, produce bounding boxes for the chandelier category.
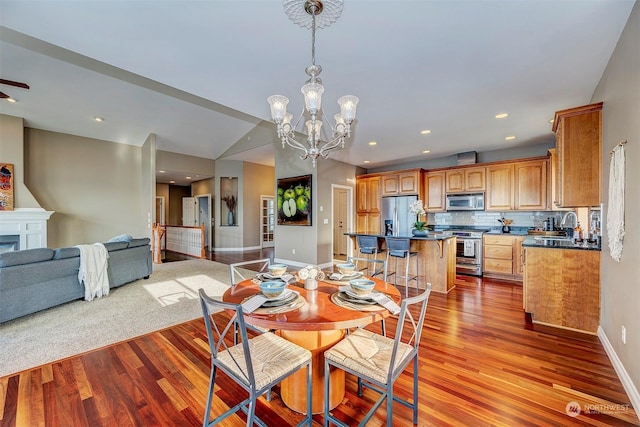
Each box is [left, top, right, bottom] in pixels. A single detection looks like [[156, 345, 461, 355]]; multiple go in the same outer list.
[[267, 0, 359, 167]]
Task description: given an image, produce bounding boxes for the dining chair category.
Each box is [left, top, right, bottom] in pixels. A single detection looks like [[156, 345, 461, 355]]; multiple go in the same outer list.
[[229, 258, 274, 343], [199, 288, 313, 427], [346, 255, 387, 337], [384, 237, 419, 297], [356, 235, 385, 277], [323, 283, 432, 427], [347, 255, 386, 279], [229, 258, 272, 286]]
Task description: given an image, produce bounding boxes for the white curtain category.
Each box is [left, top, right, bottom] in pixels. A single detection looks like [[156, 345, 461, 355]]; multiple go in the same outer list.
[[607, 144, 625, 262]]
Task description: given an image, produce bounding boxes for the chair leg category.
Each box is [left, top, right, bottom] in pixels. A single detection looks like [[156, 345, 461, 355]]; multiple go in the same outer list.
[[203, 366, 217, 427], [324, 359, 330, 427], [413, 355, 419, 424], [380, 318, 386, 337], [247, 394, 258, 427], [404, 255, 410, 297], [387, 386, 394, 427]]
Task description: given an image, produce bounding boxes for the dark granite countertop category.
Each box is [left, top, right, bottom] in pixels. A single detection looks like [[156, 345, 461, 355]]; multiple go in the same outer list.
[[344, 232, 454, 241], [522, 236, 601, 251]]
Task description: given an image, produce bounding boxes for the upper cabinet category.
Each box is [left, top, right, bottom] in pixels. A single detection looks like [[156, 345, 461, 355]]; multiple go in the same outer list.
[[381, 169, 421, 196], [356, 176, 381, 234], [424, 171, 446, 212], [445, 166, 486, 193], [514, 159, 548, 210], [552, 102, 603, 207], [486, 164, 514, 211]]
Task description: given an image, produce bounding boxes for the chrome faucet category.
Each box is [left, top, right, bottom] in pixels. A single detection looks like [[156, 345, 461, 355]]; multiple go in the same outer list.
[[560, 211, 578, 228]]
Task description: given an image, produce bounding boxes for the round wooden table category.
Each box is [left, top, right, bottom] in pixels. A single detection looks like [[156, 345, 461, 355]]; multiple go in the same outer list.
[[222, 277, 401, 414]]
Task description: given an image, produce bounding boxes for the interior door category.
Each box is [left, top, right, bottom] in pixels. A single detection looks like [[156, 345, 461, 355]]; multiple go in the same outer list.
[[197, 194, 212, 250], [182, 197, 197, 226], [261, 196, 275, 248], [333, 188, 348, 257]]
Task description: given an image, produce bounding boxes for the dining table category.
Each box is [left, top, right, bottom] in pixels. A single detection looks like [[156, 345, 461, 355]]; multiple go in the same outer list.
[[221, 272, 402, 414]]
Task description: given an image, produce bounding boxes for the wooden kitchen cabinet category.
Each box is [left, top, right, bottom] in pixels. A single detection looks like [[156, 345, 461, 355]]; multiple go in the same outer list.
[[524, 246, 600, 333], [483, 234, 524, 280], [485, 164, 514, 211], [381, 169, 421, 196], [424, 171, 446, 212], [356, 176, 381, 234], [514, 159, 548, 210], [552, 102, 602, 207], [445, 166, 485, 193]]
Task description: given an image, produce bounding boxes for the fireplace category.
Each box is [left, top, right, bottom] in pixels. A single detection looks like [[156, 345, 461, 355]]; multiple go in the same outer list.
[[0, 235, 19, 254], [0, 208, 54, 250]]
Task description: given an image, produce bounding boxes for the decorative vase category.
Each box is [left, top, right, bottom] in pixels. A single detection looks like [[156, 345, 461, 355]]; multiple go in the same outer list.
[[227, 211, 234, 226], [412, 229, 427, 237]]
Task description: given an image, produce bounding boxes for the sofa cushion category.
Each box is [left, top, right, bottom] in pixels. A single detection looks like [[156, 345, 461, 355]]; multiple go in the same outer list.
[[0, 248, 55, 267], [128, 238, 150, 248], [107, 234, 133, 243], [103, 241, 128, 252], [53, 247, 80, 260]]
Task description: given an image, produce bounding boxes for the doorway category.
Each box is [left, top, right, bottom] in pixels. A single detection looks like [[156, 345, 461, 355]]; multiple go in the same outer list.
[[332, 185, 352, 262], [155, 196, 165, 224]]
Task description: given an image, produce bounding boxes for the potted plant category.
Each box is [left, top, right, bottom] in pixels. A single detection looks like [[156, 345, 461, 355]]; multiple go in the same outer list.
[[409, 199, 428, 236], [222, 194, 236, 226]]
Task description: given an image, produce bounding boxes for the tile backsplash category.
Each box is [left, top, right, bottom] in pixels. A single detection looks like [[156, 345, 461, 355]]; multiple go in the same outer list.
[[428, 211, 568, 229]]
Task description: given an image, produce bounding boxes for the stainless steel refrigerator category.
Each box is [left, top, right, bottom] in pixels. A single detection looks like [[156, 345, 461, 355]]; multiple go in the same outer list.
[[381, 195, 418, 236]]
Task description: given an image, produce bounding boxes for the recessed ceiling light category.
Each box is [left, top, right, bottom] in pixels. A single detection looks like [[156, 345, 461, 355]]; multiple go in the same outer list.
[[368, 141, 377, 146], [505, 136, 516, 141], [186, 176, 192, 180], [159, 170, 166, 173], [6, 98, 17, 103], [169, 180, 175, 184], [420, 129, 432, 135], [495, 113, 509, 119], [363, 160, 370, 164], [94, 116, 104, 122], [422, 150, 431, 154]]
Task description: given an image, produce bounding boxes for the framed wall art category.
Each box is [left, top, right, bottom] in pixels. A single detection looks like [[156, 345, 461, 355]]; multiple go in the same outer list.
[[0, 163, 14, 211], [277, 174, 311, 226]]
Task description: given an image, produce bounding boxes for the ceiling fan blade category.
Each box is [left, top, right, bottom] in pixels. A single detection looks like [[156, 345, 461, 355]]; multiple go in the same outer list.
[[0, 79, 30, 90], [0, 91, 9, 99]]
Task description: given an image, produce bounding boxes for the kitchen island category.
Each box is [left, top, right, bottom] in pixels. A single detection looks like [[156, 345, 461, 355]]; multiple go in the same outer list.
[[522, 237, 601, 334], [344, 233, 456, 293]]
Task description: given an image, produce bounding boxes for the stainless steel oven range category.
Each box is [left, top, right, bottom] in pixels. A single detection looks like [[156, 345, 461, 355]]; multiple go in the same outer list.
[[441, 229, 487, 276]]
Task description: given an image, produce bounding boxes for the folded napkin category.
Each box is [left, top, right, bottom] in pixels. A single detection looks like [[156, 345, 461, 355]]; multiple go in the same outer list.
[[240, 294, 267, 313], [256, 273, 296, 283], [329, 272, 364, 281], [369, 292, 401, 315], [338, 286, 401, 315]]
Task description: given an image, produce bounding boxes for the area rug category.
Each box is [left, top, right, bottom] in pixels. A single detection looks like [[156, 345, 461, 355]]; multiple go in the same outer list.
[[0, 259, 233, 377]]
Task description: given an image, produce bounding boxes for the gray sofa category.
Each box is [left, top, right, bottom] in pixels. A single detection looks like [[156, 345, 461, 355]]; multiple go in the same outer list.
[[0, 238, 152, 323]]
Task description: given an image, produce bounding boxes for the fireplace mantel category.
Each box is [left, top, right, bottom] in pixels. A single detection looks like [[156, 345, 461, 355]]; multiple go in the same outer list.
[[0, 208, 54, 250]]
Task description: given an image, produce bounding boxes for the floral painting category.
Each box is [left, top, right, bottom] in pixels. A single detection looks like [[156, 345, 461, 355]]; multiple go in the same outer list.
[[277, 174, 311, 226], [0, 163, 14, 211]]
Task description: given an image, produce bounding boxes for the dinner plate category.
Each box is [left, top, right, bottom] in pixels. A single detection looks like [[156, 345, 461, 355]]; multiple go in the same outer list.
[[338, 291, 378, 305], [328, 271, 364, 281], [261, 290, 299, 307], [343, 288, 380, 301], [256, 272, 285, 281]]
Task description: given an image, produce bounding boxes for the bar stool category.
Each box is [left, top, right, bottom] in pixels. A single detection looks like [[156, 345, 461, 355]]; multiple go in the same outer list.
[[356, 235, 386, 278], [384, 237, 419, 297]]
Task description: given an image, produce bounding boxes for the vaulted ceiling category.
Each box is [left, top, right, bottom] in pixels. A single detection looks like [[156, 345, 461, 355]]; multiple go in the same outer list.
[[0, 1, 635, 184]]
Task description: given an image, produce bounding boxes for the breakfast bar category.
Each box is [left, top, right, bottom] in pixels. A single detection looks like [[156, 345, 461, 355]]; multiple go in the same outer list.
[[344, 233, 456, 293]]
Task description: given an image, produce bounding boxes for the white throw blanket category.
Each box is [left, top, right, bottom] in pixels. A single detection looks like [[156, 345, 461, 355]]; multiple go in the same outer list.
[[607, 144, 625, 262], [76, 243, 110, 301], [463, 239, 475, 257]]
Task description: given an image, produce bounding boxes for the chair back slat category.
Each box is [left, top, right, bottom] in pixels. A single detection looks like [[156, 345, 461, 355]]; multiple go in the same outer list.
[[385, 237, 410, 252], [347, 255, 386, 278], [357, 235, 378, 250]]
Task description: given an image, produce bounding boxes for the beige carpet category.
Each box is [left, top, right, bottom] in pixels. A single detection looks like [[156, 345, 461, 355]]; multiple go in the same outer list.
[[0, 259, 233, 378]]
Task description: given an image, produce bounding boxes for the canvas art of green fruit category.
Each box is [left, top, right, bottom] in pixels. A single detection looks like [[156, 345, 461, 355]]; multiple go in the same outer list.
[[282, 198, 296, 217], [296, 195, 309, 213]]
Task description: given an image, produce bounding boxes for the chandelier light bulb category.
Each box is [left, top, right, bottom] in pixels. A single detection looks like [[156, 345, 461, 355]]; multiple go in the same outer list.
[[267, 95, 289, 122]]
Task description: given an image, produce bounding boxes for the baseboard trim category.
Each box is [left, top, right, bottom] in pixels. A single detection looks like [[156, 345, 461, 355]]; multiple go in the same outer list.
[[213, 246, 262, 252], [598, 326, 640, 412]]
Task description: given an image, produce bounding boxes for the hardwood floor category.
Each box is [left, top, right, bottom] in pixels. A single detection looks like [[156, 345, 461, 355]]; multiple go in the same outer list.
[[1, 252, 637, 426]]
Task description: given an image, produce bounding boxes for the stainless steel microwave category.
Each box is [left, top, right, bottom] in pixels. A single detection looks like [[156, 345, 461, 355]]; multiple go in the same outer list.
[[445, 192, 485, 211]]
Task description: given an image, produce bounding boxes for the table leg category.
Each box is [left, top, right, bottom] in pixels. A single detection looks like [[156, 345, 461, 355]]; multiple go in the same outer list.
[[280, 329, 345, 414]]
